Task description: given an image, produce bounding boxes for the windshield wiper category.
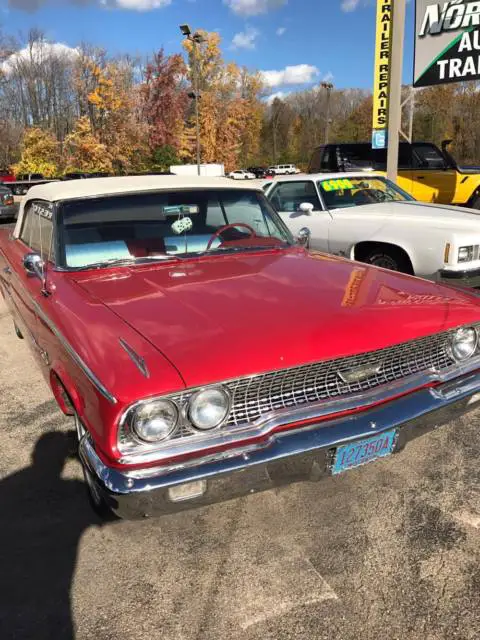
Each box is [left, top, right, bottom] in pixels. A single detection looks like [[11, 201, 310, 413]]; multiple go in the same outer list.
[[71, 255, 182, 271], [197, 244, 289, 256]]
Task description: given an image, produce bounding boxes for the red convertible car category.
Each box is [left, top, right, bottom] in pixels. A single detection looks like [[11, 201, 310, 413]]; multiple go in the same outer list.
[[1, 176, 480, 519]]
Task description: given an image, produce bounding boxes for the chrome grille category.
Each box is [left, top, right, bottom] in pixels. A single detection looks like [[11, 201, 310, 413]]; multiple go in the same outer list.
[[119, 329, 464, 452], [223, 331, 455, 428]]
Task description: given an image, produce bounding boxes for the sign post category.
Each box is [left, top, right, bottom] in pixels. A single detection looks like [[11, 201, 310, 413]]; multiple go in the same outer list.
[[386, 0, 406, 182]]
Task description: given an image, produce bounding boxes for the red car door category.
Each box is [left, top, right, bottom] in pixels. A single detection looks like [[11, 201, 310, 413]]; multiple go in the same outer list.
[[1, 201, 54, 368]]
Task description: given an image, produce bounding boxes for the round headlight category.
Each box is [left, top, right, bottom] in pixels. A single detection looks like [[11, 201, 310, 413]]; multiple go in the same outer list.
[[132, 399, 178, 443], [450, 327, 478, 361], [188, 387, 230, 431]]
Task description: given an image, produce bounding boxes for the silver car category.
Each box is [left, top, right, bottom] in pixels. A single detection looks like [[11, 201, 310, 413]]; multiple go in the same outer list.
[[0, 187, 17, 222]]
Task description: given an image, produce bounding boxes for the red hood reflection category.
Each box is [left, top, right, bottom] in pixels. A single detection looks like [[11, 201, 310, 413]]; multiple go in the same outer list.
[[74, 248, 480, 388]]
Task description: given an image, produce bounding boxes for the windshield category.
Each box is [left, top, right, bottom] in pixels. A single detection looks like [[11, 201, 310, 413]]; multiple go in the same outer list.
[[58, 188, 293, 269], [317, 177, 414, 210]]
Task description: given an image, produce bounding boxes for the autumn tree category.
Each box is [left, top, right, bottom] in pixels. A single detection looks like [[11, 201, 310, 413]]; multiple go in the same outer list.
[[13, 127, 60, 177], [62, 116, 112, 174], [182, 31, 264, 171], [1, 30, 78, 142], [333, 95, 373, 143], [86, 59, 148, 173], [141, 49, 188, 152]]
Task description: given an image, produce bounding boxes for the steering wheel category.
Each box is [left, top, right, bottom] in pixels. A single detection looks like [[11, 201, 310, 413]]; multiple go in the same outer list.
[[352, 189, 377, 204], [206, 223, 257, 251]]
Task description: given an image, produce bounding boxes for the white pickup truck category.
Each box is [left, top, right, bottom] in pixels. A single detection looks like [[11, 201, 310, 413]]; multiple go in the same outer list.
[[264, 172, 480, 288]]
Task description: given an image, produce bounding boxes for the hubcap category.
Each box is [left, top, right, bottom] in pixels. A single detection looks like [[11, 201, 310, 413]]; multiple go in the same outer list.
[[369, 253, 398, 271]]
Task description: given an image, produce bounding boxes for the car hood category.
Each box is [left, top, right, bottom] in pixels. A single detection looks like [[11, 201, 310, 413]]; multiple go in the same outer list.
[[336, 201, 480, 232], [74, 249, 480, 389]]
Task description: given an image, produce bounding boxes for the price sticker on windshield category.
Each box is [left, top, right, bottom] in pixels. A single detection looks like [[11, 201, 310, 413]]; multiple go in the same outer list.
[[321, 178, 354, 192]]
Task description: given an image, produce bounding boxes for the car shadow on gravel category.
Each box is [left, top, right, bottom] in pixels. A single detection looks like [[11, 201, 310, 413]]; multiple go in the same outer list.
[[0, 430, 106, 640]]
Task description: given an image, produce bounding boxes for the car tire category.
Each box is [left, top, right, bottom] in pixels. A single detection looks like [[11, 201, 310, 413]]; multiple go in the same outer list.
[[75, 414, 117, 520], [363, 247, 411, 273], [470, 195, 480, 209]]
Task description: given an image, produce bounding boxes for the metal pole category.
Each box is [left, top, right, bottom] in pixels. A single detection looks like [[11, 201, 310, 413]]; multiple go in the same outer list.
[[325, 88, 331, 144], [408, 87, 415, 144], [192, 38, 201, 176], [386, 0, 406, 182]]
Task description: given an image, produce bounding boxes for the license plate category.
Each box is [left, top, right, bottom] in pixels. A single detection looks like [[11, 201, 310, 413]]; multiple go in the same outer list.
[[332, 429, 397, 475]]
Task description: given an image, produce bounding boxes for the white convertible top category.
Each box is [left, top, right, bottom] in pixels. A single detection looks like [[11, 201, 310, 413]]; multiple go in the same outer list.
[[14, 175, 262, 236], [24, 175, 261, 202]]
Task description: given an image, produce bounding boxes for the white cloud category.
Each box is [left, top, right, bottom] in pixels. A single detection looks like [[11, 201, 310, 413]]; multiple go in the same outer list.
[[231, 26, 260, 50], [340, 0, 410, 11], [341, 0, 360, 11], [260, 64, 319, 88], [276, 27, 286, 36], [224, 0, 287, 17], [1, 41, 80, 75], [323, 71, 334, 83], [106, 0, 171, 8], [8, 0, 171, 11]]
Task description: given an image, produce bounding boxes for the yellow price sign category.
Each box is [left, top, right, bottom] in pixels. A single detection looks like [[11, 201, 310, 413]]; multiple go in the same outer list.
[[320, 179, 354, 192]]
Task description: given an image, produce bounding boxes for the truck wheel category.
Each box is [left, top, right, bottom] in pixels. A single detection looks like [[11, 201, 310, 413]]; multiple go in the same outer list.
[[363, 247, 410, 273], [75, 414, 116, 520], [470, 195, 480, 209]]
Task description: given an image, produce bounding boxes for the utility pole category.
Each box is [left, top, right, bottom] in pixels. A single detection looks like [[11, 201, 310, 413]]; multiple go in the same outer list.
[[180, 24, 205, 176], [386, 0, 406, 182], [321, 81, 334, 144]]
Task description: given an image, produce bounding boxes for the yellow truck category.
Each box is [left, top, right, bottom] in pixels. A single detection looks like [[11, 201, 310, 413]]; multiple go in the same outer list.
[[308, 141, 480, 209]]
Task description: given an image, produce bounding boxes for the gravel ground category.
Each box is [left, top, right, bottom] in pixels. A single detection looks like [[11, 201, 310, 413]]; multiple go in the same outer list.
[[0, 227, 479, 640]]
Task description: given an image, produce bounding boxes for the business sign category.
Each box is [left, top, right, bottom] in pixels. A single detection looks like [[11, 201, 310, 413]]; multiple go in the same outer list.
[[414, 1, 480, 87], [372, 0, 393, 149]]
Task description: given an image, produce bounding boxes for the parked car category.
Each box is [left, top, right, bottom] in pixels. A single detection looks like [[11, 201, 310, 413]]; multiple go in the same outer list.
[[62, 172, 111, 180], [2, 176, 480, 519], [265, 172, 480, 287], [269, 164, 300, 175], [0, 170, 15, 183], [0, 186, 16, 222], [247, 167, 274, 179], [228, 169, 256, 180], [308, 141, 480, 208]]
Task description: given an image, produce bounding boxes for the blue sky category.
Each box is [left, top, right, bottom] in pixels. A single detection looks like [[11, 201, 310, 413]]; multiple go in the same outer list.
[[1, 0, 416, 96]]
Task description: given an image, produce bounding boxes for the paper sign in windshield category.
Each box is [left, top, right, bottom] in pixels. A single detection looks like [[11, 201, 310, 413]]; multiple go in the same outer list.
[[320, 179, 354, 192], [162, 205, 199, 216]]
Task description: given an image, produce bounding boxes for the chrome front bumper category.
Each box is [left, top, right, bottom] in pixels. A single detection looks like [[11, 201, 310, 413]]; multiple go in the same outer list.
[[79, 371, 480, 519], [438, 267, 480, 288]]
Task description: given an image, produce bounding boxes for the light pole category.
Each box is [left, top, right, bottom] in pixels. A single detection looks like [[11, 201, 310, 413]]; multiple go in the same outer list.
[[180, 24, 205, 176], [321, 81, 334, 144]]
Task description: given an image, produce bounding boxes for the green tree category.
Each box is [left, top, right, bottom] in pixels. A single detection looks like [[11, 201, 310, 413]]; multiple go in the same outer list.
[[150, 145, 179, 172]]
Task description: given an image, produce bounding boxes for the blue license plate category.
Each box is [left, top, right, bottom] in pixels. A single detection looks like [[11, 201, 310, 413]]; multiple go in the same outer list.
[[332, 429, 398, 475]]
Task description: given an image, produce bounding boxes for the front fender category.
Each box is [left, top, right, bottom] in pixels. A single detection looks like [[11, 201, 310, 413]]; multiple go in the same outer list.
[[349, 237, 420, 273]]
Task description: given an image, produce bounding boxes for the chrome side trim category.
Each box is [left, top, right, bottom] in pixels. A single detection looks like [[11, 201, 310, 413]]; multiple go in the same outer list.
[[116, 357, 480, 466], [119, 338, 150, 378], [32, 300, 117, 404]]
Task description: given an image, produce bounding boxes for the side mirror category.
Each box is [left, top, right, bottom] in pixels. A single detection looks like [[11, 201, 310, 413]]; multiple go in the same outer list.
[[298, 202, 315, 215], [23, 253, 44, 280], [296, 227, 311, 248]]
